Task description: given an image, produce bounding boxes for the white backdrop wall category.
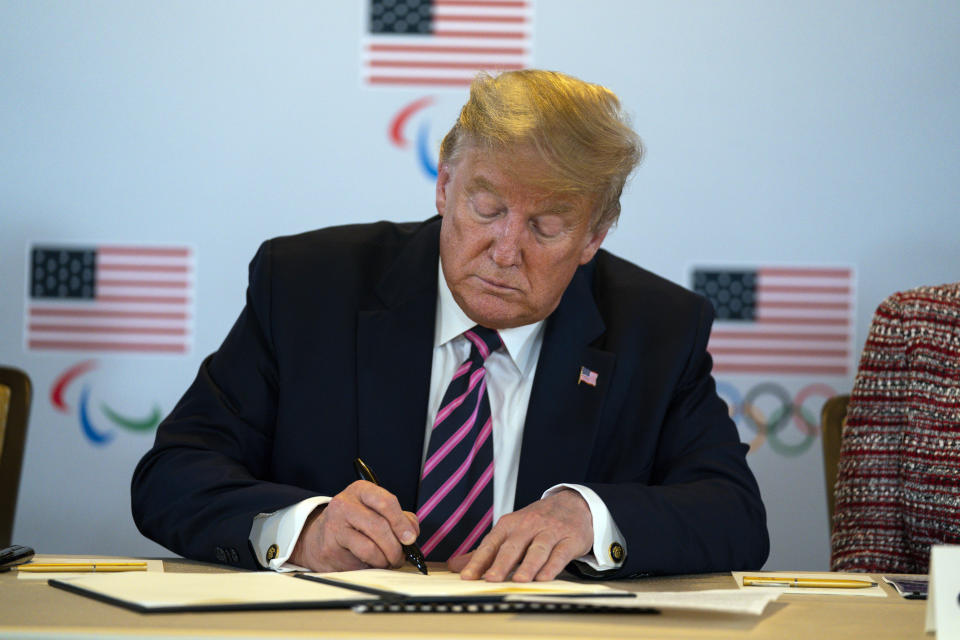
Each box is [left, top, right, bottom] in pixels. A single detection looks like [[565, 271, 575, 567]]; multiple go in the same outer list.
[[1, 1, 958, 571]]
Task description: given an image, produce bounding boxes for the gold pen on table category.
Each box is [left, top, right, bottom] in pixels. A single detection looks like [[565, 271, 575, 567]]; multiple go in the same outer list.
[[743, 575, 877, 589], [17, 562, 148, 573]]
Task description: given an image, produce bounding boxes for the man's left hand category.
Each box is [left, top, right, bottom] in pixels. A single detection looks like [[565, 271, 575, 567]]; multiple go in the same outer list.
[[447, 489, 593, 582]]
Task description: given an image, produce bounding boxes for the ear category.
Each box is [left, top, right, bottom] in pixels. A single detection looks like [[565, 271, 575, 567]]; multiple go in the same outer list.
[[578, 226, 608, 265], [435, 162, 452, 217]]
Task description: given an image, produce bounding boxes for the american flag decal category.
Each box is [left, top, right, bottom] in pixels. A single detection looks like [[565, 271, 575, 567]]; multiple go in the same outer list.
[[26, 245, 194, 354], [692, 266, 855, 376], [363, 0, 534, 88], [578, 366, 598, 387]]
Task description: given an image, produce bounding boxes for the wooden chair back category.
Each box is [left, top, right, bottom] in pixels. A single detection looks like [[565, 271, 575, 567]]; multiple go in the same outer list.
[[821, 393, 850, 527], [0, 367, 32, 548]]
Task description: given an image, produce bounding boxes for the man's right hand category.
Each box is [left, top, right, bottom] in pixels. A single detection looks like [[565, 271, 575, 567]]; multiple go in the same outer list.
[[288, 480, 419, 572]]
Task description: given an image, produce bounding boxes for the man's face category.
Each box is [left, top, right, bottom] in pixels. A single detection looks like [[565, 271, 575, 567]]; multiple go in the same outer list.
[[436, 145, 608, 329]]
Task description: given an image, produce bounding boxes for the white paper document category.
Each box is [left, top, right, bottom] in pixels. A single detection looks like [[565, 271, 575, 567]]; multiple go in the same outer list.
[[48, 571, 373, 611], [307, 568, 627, 598]]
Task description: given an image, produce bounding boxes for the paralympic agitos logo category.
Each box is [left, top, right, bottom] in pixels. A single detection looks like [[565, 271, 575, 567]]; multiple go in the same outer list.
[[716, 381, 836, 457], [388, 96, 440, 179], [51, 360, 163, 445]]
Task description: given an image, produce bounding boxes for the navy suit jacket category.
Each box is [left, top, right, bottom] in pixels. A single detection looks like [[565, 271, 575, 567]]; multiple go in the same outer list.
[[131, 217, 769, 577]]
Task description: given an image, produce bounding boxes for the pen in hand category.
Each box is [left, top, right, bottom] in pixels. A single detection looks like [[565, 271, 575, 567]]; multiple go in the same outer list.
[[353, 457, 428, 575]]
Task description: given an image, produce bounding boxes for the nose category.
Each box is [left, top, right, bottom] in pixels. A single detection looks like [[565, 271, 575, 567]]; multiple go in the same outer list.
[[489, 216, 524, 268]]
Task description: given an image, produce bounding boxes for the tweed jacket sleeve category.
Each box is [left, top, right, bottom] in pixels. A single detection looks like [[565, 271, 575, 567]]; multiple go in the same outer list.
[[831, 283, 960, 573]]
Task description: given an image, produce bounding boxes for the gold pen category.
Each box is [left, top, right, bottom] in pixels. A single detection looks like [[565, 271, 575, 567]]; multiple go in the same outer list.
[[743, 575, 877, 589], [17, 562, 148, 573]]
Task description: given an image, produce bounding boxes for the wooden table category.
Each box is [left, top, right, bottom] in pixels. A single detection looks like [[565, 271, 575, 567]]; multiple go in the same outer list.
[[0, 558, 928, 639]]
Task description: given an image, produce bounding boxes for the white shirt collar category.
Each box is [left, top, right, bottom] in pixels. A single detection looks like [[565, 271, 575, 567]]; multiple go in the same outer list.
[[435, 259, 545, 379]]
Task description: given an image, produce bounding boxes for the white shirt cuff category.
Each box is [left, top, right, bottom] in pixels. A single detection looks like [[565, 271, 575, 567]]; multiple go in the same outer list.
[[248, 496, 330, 571], [542, 483, 626, 573]]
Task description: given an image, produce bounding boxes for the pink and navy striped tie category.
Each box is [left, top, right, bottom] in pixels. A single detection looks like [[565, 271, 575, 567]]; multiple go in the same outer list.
[[416, 326, 501, 561]]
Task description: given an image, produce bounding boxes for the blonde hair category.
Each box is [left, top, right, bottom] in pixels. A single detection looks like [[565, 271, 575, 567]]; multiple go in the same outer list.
[[439, 70, 643, 230]]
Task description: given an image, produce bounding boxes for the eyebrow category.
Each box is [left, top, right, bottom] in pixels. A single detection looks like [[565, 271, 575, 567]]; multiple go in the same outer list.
[[465, 176, 500, 197], [465, 176, 578, 216]]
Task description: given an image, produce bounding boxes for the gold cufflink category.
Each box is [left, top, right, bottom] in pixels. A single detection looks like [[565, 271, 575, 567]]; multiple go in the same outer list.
[[266, 544, 279, 561], [609, 541, 624, 563]]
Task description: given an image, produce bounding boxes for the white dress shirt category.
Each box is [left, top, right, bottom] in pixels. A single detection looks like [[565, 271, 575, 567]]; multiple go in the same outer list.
[[249, 261, 626, 573]]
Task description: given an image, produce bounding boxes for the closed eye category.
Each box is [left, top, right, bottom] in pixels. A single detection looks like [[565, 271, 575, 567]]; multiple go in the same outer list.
[[531, 215, 566, 239], [470, 193, 504, 219]]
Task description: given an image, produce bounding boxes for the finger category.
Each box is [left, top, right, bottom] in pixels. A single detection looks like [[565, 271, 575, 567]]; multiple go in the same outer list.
[[356, 483, 418, 546], [482, 535, 532, 582], [343, 501, 406, 567], [447, 551, 473, 573], [403, 511, 420, 537], [535, 539, 581, 581], [459, 528, 506, 580], [334, 524, 391, 568], [329, 489, 405, 566], [323, 544, 371, 573], [509, 532, 555, 582], [296, 541, 370, 574]]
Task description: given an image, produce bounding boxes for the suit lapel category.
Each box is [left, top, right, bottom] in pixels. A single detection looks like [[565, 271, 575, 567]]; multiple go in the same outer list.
[[356, 220, 440, 511], [514, 261, 615, 509]]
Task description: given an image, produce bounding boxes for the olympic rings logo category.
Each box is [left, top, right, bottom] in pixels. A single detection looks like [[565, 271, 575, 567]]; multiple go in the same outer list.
[[714, 381, 837, 457]]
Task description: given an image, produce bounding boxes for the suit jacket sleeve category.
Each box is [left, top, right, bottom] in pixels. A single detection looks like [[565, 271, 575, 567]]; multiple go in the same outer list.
[[131, 240, 317, 569], [579, 295, 769, 577], [830, 283, 960, 573], [830, 294, 910, 571]]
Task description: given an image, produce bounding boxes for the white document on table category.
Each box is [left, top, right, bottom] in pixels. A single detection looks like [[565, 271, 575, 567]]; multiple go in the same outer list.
[[305, 568, 628, 598], [48, 571, 374, 612]]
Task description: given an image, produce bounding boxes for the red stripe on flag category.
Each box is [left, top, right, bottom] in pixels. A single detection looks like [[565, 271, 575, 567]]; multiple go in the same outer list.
[[434, 0, 529, 6], [712, 363, 850, 376], [368, 76, 475, 86], [369, 60, 524, 70], [759, 267, 851, 279], [755, 317, 850, 326], [98, 263, 190, 273], [758, 301, 851, 310], [28, 340, 187, 353], [708, 347, 849, 358], [29, 324, 188, 336], [96, 295, 190, 304], [709, 331, 849, 342], [96, 279, 190, 288], [758, 285, 851, 295], [29, 308, 189, 320], [432, 30, 526, 38], [97, 247, 191, 257], [367, 44, 526, 54], [433, 14, 527, 22]]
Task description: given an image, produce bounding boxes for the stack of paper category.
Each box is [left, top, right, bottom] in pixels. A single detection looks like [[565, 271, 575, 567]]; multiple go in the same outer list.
[[49, 572, 374, 612], [304, 568, 625, 599]]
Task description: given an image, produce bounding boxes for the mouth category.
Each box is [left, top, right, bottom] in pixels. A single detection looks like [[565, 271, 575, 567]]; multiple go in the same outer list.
[[474, 275, 519, 294]]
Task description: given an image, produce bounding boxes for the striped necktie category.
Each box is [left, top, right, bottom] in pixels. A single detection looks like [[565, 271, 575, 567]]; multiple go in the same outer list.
[[416, 326, 501, 560]]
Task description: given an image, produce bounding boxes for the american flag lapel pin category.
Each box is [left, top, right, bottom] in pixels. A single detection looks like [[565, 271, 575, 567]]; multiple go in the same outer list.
[[578, 366, 598, 387]]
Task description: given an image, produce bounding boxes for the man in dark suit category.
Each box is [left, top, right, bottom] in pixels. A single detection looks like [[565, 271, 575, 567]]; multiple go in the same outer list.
[[132, 70, 768, 581]]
